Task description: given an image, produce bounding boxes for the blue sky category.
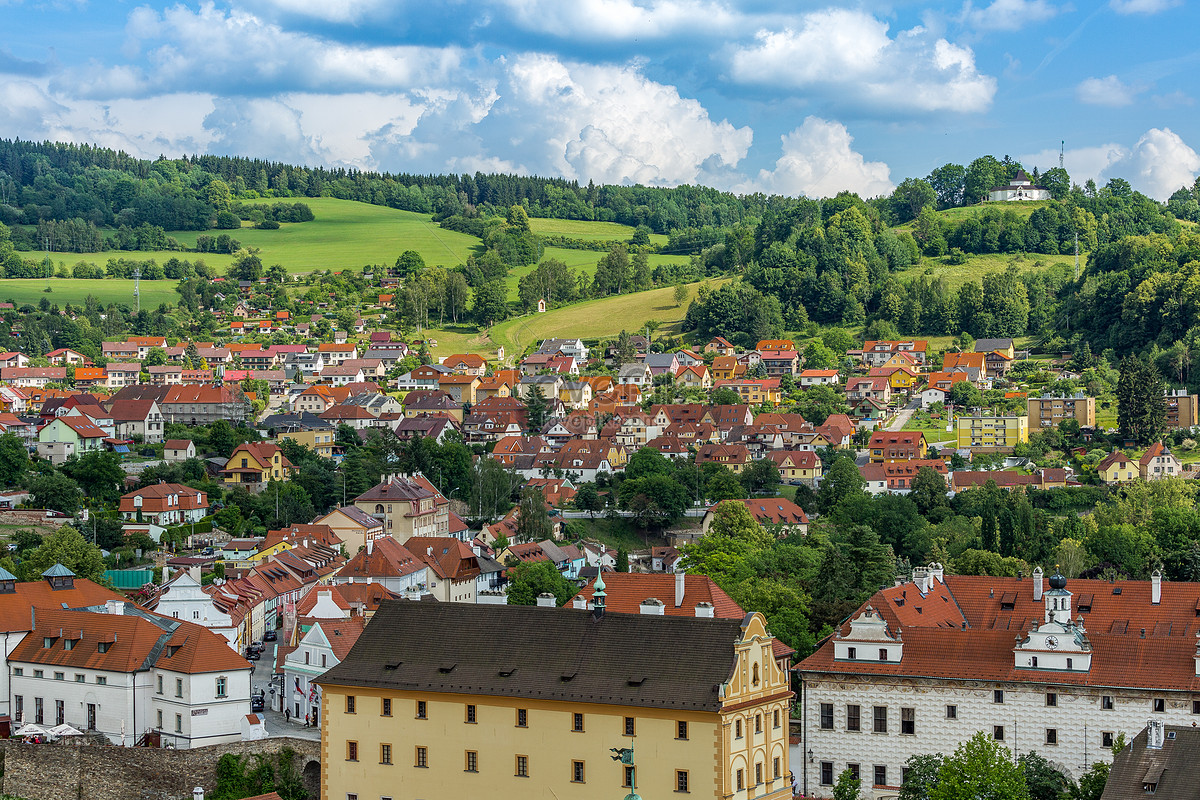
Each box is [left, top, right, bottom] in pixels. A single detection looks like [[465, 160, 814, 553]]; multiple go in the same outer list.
[[1, 0, 1197, 199]]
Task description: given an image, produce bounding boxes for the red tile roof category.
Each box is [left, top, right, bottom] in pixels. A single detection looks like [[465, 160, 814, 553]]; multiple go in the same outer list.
[[576, 573, 744, 619]]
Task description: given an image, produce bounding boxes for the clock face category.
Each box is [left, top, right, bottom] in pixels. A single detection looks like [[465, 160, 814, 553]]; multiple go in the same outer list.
[[1045, 636, 1059, 650]]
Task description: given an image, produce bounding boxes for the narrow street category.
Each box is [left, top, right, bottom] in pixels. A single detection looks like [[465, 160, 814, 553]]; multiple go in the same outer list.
[[885, 397, 920, 431]]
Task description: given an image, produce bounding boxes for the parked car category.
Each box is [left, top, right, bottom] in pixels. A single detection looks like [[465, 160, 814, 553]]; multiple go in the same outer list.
[[250, 694, 265, 712], [244, 649, 260, 661], [263, 630, 277, 642]]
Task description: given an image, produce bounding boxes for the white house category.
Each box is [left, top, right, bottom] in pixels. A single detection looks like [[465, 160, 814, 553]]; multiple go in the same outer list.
[[151, 569, 238, 649], [987, 169, 1051, 202], [537, 338, 588, 362], [10, 600, 251, 748], [280, 617, 364, 724]]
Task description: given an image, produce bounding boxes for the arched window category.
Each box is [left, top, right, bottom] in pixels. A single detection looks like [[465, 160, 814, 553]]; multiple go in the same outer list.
[[752, 663, 760, 686], [374, 504, 384, 515]]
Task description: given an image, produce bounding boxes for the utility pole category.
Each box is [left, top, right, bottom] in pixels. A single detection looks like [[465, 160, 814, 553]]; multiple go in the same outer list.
[[133, 267, 141, 314]]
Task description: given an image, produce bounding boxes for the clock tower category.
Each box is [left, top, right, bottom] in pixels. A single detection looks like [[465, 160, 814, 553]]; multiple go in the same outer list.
[[1013, 572, 1093, 672]]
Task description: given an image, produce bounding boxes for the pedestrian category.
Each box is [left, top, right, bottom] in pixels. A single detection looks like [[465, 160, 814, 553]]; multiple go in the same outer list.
[[305, 713, 310, 727], [285, 708, 290, 723]]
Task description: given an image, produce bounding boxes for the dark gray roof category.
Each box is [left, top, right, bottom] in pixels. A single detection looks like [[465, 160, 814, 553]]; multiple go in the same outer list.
[[317, 600, 744, 711], [1103, 725, 1200, 800]]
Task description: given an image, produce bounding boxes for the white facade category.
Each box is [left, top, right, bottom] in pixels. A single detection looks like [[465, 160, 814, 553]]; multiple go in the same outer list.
[[154, 570, 238, 649], [147, 667, 253, 748], [281, 622, 339, 722]]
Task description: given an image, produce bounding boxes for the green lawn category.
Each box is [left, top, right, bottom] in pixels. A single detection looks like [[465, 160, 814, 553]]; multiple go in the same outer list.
[[0, 279, 182, 308], [528, 217, 669, 246], [489, 280, 722, 356], [896, 252, 1073, 291]]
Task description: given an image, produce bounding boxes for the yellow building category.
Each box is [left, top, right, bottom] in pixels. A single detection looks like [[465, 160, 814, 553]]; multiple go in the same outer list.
[[955, 414, 1029, 453], [220, 442, 295, 488], [278, 428, 337, 458], [1026, 394, 1096, 428], [318, 598, 793, 800]]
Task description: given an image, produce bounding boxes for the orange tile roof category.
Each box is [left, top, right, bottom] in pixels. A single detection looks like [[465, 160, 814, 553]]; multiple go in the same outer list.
[[576, 573, 743, 619]]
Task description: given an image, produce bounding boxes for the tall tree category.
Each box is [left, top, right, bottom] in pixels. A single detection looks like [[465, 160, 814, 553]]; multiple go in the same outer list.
[[931, 732, 1029, 800], [0, 432, 30, 487], [23, 526, 106, 582], [1117, 354, 1166, 444], [514, 487, 552, 543], [524, 385, 549, 433]]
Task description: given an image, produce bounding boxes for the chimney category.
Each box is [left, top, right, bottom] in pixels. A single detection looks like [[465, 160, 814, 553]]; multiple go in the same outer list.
[[1032, 566, 1044, 601], [913, 566, 930, 594], [105, 599, 124, 616], [194, 788, 204, 800], [1152, 569, 1162, 605], [427, 547, 434, 557], [366, 539, 373, 556], [536, 593, 556, 608], [1147, 719, 1165, 750], [929, 562, 944, 584], [572, 595, 587, 610], [639, 598, 665, 615], [189, 565, 201, 583], [695, 602, 714, 618], [675, 571, 685, 608]]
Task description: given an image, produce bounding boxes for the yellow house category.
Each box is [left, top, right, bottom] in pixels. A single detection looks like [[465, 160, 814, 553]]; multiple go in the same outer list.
[[717, 379, 782, 406], [1097, 451, 1138, 484], [220, 442, 295, 487], [766, 450, 822, 487], [955, 414, 1029, 453], [278, 428, 336, 459], [318, 599, 793, 800], [871, 366, 920, 392]]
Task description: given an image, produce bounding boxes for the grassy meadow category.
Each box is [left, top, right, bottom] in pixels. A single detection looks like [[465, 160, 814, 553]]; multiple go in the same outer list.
[[0, 279, 182, 308], [527, 217, 670, 246], [898, 252, 1076, 291]]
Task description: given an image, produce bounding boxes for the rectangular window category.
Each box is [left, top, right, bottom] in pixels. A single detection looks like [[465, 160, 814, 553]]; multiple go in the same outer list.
[[466, 704, 476, 724], [774, 757, 781, 779], [873, 706, 887, 733], [874, 765, 888, 787], [347, 741, 358, 762], [994, 689, 1004, 704], [346, 695, 356, 714], [13, 695, 21, 719], [175, 678, 183, 698], [1102, 732, 1114, 749], [624, 717, 635, 736], [994, 725, 1005, 741], [755, 762, 763, 785], [847, 647, 856, 659], [75, 674, 85, 683], [466, 751, 478, 773], [157, 709, 162, 728], [33, 670, 42, 678], [96, 677, 106, 685], [380, 744, 392, 765], [34, 697, 43, 724], [1102, 695, 1114, 710], [736, 768, 744, 791], [1046, 729, 1058, 745], [735, 719, 743, 738], [216, 676, 227, 698], [901, 707, 915, 735], [847, 705, 861, 731], [820, 763, 834, 786], [755, 714, 762, 733], [1154, 698, 1166, 713], [820, 703, 834, 730], [879, 648, 888, 661], [677, 720, 689, 740], [175, 714, 182, 733], [572, 761, 586, 783], [1046, 692, 1057, 707], [774, 709, 781, 729], [416, 700, 426, 719], [11, 668, 20, 677], [382, 698, 391, 717], [572, 712, 584, 732], [677, 770, 690, 793], [415, 747, 427, 768], [1193, 701, 1200, 715], [946, 705, 958, 720], [848, 764, 860, 782], [624, 765, 636, 788], [515, 755, 529, 777], [55, 699, 63, 725], [516, 708, 527, 727], [53, 672, 64, 681]]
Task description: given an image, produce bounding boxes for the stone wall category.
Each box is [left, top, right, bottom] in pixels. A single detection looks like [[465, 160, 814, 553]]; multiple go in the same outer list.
[[0, 736, 321, 800]]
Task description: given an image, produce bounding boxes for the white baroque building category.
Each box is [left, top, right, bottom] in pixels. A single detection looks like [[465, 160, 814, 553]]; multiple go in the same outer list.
[[798, 565, 1200, 798]]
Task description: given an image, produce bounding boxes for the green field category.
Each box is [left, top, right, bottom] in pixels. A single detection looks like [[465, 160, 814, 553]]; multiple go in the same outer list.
[[490, 280, 723, 356], [897, 252, 1075, 291], [528, 217, 669, 246], [0, 279, 182, 308], [169, 198, 482, 273]]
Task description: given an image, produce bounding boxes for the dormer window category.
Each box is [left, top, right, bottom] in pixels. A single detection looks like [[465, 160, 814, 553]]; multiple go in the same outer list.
[[847, 647, 857, 659]]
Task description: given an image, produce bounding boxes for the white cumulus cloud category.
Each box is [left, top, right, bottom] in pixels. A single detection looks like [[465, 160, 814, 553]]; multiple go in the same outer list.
[[1103, 128, 1200, 199], [745, 116, 893, 199], [961, 0, 1060, 31], [496, 0, 743, 39], [1077, 75, 1140, 106], [728, 9, 996, 113]]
